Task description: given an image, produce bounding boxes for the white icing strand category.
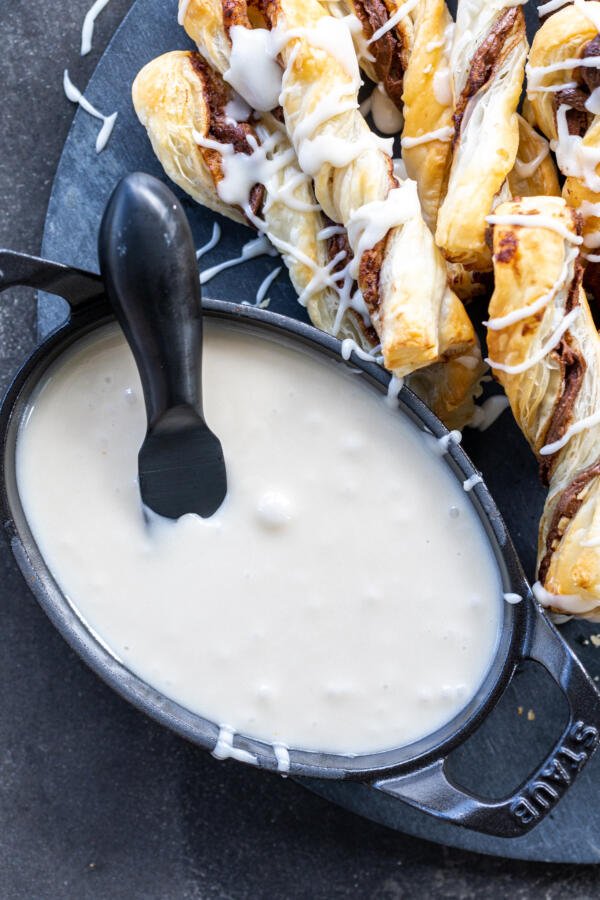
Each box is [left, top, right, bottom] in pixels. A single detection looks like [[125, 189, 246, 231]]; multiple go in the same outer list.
[[317, 225, 346, 240], [200, 236, 277, 285], [580, 200, 600, 219], [273, 743, 291, 775], [463, 474, 483, 492], [225, 93, 252, 124], [533, 581, 598, 615], [433, 68, 453, 107], [584, 252, 600, 261], [485, 249, 578, 330], [81, 0, 111, 55], [346, 181, 421, 278], [212, 726, 258, 764], [178, 0, 192, 26], [63, 70, 117, 153], [514, 142, 550, 179], [486, 212, 584, 245], [528, 58, 600, 90], [528, 81, 578, 94], [224, 26, 283, 112], [553, 106, 600, 192], [384, 375, 404, 408], [540, 408, 600, 455], [254, 266, 282, 308], [485, 308, 582, 375], [435, 430, 462, 455], [538, 0, 571, 15], [401, 126, 454, 149], [504, 592, 523, 605], [196, 223, 222, 261], [469, 396, 510, 431], [370, 85, 404, 135], [367, 0, 420, 44], [341, 339, 384, 364]]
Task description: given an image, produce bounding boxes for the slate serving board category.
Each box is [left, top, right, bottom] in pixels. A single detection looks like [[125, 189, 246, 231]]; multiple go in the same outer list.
[[39, 0, 600, 862]]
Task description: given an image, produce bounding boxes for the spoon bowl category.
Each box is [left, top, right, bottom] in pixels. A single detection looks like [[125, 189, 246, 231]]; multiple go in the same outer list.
[[98, 172, 227, 520]]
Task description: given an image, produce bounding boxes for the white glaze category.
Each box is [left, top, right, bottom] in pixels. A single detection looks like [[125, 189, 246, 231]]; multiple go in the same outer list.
[[252, 266, 282, 308], [346, 181, 421, 279], [199, 236, 277, 285], [81, 0, 111, 56], [513, 143, 550, 180], [503, 593, 522, 605], [367, 0, 420, 44], [540, 408, 600, 455], [469, 397, 511, 432], [224, 26, 283, 112], [196, 223, 222, 261], [552, 105, 600, 193], [63, 70, 117, 153], [16, 324, 502, 755], [463, 474, 483, 492], [486, 308, 581, 375], [486, 212, 584, 245], [370, 85, 404, 135], [401, 126, 454, 150]]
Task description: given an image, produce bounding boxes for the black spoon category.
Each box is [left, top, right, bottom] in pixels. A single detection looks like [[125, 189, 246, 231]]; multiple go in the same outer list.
[[98, 172, 227, 520]]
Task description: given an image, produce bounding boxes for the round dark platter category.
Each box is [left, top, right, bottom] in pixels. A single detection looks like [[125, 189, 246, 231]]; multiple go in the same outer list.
[[38, 0, 600, 863]]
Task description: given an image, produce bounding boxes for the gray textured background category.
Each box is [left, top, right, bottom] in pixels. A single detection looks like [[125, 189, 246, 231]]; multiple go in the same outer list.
[[2, 0, 600, 896]]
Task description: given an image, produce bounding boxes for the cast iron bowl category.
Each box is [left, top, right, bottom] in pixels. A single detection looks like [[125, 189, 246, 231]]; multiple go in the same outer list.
[[1, 249, 600, 839]]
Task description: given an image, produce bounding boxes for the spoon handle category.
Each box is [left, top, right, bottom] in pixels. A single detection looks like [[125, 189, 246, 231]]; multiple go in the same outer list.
[[99, 172, 203, 428]]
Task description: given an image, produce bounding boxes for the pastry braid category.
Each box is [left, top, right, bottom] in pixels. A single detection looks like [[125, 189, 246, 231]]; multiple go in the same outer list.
[[528, 2, 600, 279], [507, 114, 561, 199], [435, 0, 527, 270], [132, 50, 372, 347], [180, 0, 479, 380], [133, 46, 484, 426], [487, 196, 600, 619], [401, 0, 454, 232]]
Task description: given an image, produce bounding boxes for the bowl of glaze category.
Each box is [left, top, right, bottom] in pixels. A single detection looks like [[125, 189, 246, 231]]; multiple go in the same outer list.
[[1, 249, 599, 839]]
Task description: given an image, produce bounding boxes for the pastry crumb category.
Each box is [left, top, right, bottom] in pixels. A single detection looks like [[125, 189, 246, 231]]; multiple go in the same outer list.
[[517, 706, 523, 716], [591, 634, 600, 648], [527, 709, 535, 721]]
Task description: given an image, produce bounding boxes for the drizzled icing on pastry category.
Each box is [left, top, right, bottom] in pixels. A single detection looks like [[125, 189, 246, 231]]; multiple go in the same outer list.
[[346, 181, 422, 278], [486, 308, 582, 374], [63, 70, 117, 153], [401, 126, 454, 149], [552, 105, 600, 193], [486, 212, 584, 244], [366, 0, 420, 44], [485, 248, 579, 330]]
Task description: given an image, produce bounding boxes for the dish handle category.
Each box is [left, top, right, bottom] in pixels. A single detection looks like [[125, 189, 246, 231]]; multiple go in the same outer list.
[[374, 605, 600, 838], [0, 249, 103, 307]]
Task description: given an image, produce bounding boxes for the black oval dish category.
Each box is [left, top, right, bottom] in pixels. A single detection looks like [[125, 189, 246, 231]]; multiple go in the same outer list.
[[1, 250, 599, 839]]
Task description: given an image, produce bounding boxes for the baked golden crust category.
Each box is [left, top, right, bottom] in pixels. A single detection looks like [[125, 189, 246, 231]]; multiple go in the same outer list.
[[133, 50, 370, 347], [401, 0, 454, 232], [507, 114, 561, 199], [435, 2, 527, 270], [528, 3, 600, 268], [488, 196, 600, 618]]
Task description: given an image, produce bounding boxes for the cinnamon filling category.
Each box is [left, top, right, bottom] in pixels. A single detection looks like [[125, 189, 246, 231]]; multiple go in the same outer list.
[[454, 8, 522, 140], [538, 458, 600, 584], [189, 53, 264, 220], [352, 0, 405, 109], [325, 225, 378, 344], [554, 37, 600, 137]]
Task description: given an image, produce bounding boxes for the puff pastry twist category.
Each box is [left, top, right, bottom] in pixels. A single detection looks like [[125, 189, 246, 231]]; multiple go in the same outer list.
[[528, 1, 600, 287], [176, 0, 482, 388], [487, 196, 600, 620], [435, 0, 528, 271]]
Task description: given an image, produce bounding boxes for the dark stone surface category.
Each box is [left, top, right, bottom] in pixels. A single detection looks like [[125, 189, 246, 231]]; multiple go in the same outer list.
[[2, 0, 600, 896]]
